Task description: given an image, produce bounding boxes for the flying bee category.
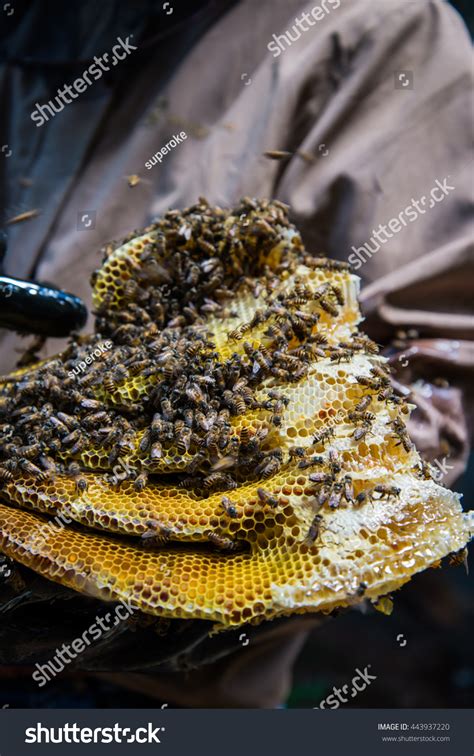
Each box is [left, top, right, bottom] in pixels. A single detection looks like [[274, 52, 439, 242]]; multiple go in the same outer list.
[[312, 427, 335, 447], [205, 530, 240, 552], [304, 514, 323, 546], [221, 496, 238, 518], [256, 487, 280, 507], [263, 149, 293, 160], [373, 484, 401, 498]]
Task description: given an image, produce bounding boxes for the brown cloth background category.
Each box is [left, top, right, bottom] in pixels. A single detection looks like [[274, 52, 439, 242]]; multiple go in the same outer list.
[[0, 0, 473, 706]]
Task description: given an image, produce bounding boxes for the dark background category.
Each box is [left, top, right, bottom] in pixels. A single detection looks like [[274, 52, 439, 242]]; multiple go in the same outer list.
[[0, 0, 472, 710]]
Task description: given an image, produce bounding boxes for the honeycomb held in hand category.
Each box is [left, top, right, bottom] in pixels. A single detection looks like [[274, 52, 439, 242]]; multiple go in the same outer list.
[[0, 198, 472, 629]]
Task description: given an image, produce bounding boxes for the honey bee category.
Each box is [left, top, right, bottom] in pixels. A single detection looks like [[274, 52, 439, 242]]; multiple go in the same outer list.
[[328, 449, 341, 475], [133, 471, 148, 492], [61, 429, 82, 447], [176, 427, 192, 455], [330, 285, 345, 306], [255, 453, 282, 479], [263, 150, 293, 160], [203, 472, 237, 490], [373, 484, 400, 498], [353, 419, 374, 442], [205, 530, 240, 551], [18, 459, 46, 480], [256, 487, 279, 507], [68, 462, 88, 492], [308, 257, 350, 271], [141, 526, 172, 548], [297, 455, 324, 469], [304, 514, 323, 546], [390, 418, 413, 453], [221, 496, 238, 518], [312, 427, 335, 447], [342, 474, 354, 503], [150, 441, 163, 460], [355, 375, 380, 390], [308, 472, 333, 484], [354, 395, 372, 413], [328, 482, 343, 509], [355, 490, 369, 505], [197, 237, 216, 256], [371, 364, 390, 382], [0, 467, 13, 484], [448, 547, 468, 572], [288, 446, 306, 460]]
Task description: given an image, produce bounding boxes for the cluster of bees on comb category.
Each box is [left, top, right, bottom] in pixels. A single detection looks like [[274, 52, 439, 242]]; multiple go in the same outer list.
[[0, 197, 471, 630]]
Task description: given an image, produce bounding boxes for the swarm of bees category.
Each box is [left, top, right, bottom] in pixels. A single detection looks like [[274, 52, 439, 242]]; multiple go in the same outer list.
[[0, 197, 471, 631]]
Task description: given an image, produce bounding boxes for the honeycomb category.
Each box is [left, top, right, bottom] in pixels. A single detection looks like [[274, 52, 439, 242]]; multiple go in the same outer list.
[[0, 198, 472, 630]]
